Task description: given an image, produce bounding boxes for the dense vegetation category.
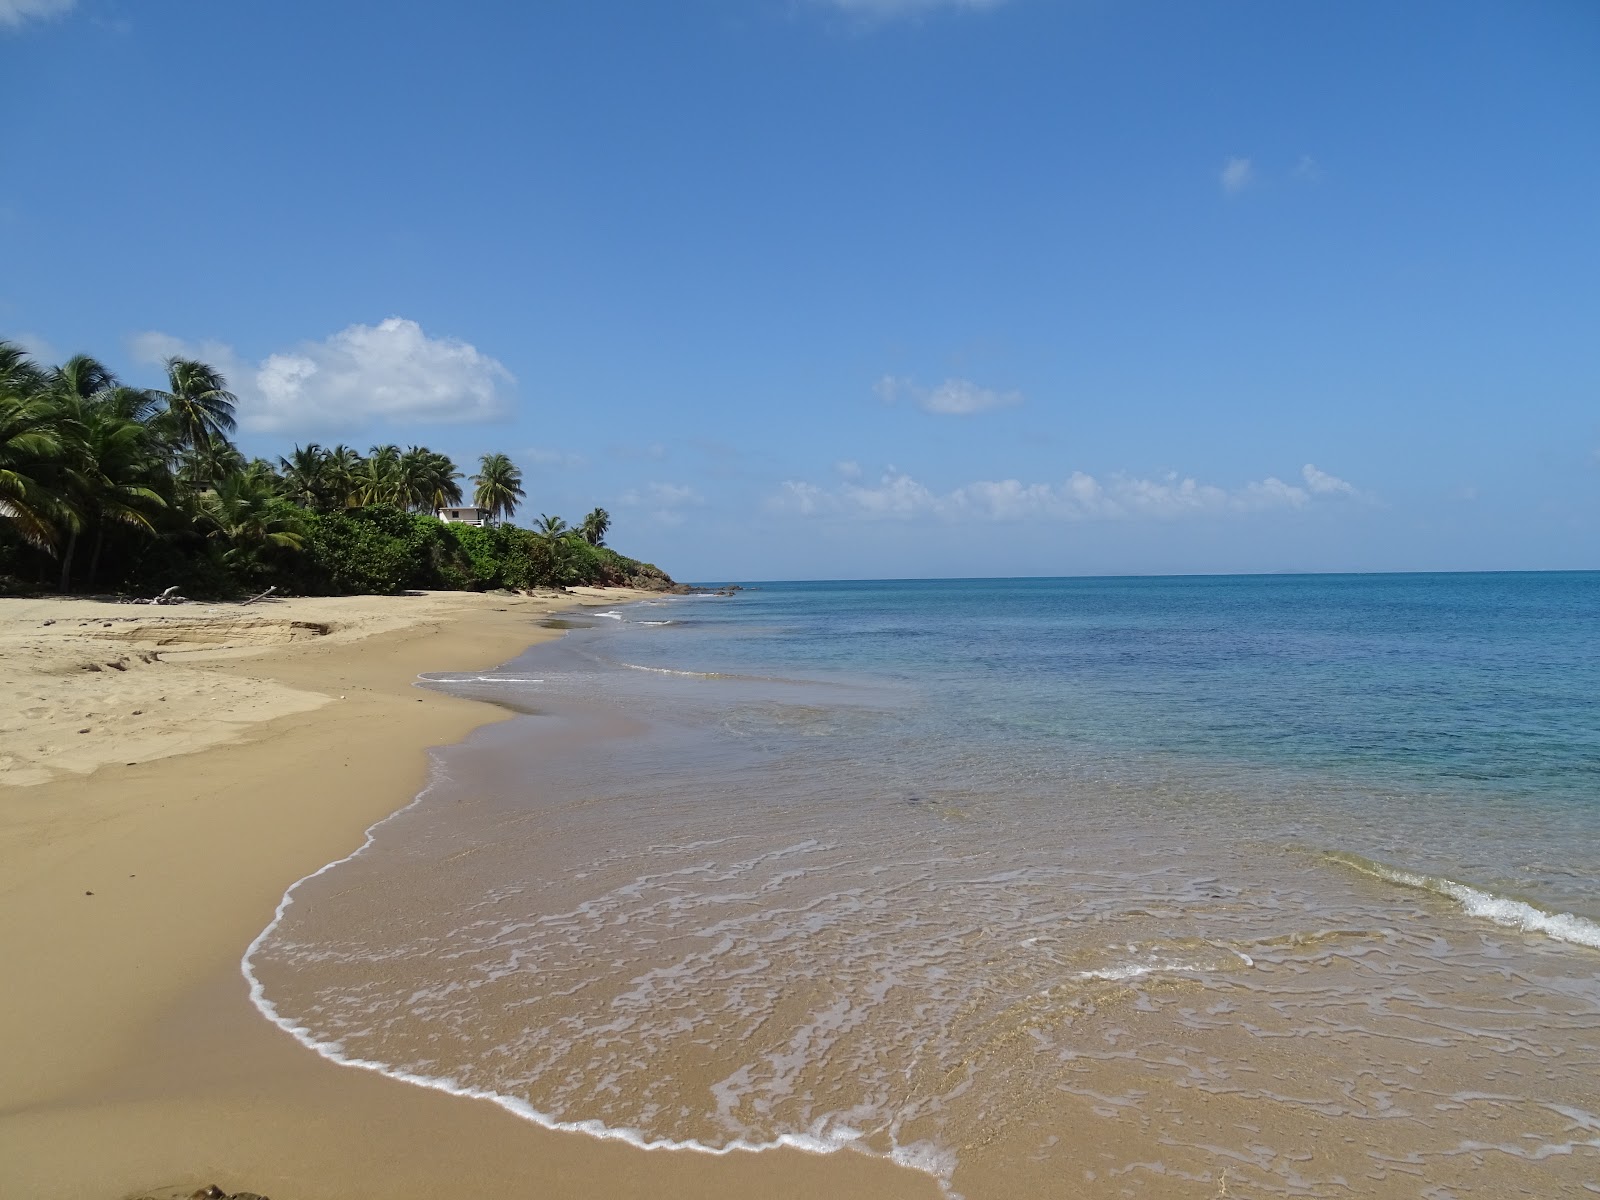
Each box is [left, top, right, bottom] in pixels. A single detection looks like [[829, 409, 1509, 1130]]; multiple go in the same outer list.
[[0, 340, 675, 597]]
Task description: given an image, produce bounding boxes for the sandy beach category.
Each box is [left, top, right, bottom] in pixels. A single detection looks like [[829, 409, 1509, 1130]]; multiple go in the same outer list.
[[0, 590, 936, 1200]]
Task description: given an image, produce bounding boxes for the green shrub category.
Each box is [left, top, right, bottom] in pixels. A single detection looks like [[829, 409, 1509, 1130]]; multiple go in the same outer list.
[[1, 499, 680, 599]]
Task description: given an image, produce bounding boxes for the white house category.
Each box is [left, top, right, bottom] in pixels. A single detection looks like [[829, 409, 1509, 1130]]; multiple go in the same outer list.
[[438, 506, 491, 526]]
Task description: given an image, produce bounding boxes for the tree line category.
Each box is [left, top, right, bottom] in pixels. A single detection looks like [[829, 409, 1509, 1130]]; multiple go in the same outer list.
[[0, 339, 663, 596]]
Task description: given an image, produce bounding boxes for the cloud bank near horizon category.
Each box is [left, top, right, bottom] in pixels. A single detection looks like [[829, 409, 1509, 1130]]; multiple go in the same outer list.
[[771, 463, 1362, 522], [131, 318, 514, 435]]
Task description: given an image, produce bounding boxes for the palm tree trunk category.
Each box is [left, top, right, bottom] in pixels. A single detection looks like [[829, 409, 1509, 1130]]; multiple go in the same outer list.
[[88, 521, 106, 587], [58, 527, 78, 593]]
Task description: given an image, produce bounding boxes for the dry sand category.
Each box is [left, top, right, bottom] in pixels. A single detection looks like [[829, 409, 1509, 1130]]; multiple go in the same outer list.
[[0, 590, 935, 1200]]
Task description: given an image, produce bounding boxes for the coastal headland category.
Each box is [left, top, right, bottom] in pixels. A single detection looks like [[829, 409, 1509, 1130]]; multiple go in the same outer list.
[[0, 589, 936, 1200]]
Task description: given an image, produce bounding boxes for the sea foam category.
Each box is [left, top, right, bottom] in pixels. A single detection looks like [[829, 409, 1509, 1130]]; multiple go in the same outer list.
[[1325, 852, 1600, 951], [240, 706, 961, 1195]]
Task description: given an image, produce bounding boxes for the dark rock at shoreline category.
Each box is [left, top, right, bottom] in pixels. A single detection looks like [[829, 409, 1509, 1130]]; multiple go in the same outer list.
[[126, 1185, 270, 1200]]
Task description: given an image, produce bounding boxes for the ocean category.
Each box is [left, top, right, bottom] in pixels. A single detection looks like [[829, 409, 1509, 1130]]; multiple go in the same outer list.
[[246, 572, 1600, 1196]]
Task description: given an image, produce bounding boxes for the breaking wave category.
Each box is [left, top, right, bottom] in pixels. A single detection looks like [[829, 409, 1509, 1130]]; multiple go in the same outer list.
[[1324, 851, 1600, 951]]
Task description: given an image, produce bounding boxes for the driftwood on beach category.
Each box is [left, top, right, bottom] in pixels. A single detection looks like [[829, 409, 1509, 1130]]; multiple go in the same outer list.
[[135, 585, 188, 606]]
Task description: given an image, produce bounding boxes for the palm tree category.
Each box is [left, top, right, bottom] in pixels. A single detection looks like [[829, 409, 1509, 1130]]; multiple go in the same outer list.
[[421, 449, 463, 514], [356, 444, 402, 507], [279, 443, 328, 509], [397, 446, 461, 514], [0, 387, 66, 551], [179, 439, 246, 490], [39, 357, 168, 590], [532, 513, 572, 581], [241, 457, 282, 489], [579, 507, 611, 546], [155, 358, 238, 474], [200, 472, 305, 565], [63, 407, 166, 589], [324, 444, 363, 508], [397, 446, 430, 511], [471, 452, 524, 524], [0, 341, 47, 395], [102, 384, 164, 423], [533, 513, 569, 544], [49, 354, 118, 405]]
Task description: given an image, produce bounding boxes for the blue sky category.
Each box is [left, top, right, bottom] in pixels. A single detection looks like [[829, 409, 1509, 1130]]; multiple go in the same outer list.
[[5, 0, 1597, 581]]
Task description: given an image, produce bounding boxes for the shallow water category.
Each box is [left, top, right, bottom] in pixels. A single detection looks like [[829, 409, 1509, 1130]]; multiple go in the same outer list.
[[248, 574, 1600, 1196]]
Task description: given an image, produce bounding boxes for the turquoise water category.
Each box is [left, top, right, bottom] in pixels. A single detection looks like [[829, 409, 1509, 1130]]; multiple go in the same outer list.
[[626, 572, 1600, 803], [600, 571, 1600, 917], [249, 571, 1600, 1197]]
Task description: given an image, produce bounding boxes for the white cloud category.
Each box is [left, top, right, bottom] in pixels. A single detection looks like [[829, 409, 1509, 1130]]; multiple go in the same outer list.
[[618, 481, 703, 527], [619, 482, 702, 507], [1220, 156, 1255, 195], [0, 0, 74, 30], [1301, 463, 1355, 496], [131, 317, 514, 435], [644, 483, 702, 506], [775, 480, 826, 517], [770, 464, 1362, 522], [876, 374, 1022, 416], [874, 375, 910, 404], [1292, 154, 1321, 182], [10, 331, 59, 365], [924, 378, 1023, 415], [834, 459, 863, 480]]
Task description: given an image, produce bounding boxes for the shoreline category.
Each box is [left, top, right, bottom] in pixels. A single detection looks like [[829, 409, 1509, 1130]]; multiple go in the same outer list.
[[0, 590, 934, 1200]]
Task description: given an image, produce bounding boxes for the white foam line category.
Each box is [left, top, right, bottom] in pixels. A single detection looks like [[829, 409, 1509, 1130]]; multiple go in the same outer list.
[[1329, 854, 1600, 951], [1071, 959, 1207, 983], [617, 662, 726, 679], [422, 675, 546, 685], [238, 708, 955, 1192]]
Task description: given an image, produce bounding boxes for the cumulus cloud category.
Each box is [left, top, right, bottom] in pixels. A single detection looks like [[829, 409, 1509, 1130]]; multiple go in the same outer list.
[[1220, 157, 1255, 195], [770, 464, 1361, 522], [876, 374, 1023, 416], [131, 317, 514, 435], [1301, 463, 1355, 496], [0, 0, 74, 29]]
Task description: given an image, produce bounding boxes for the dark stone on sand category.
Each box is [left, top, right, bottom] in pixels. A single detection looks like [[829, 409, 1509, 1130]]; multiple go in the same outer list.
[[126, 1184, 273, 1200]]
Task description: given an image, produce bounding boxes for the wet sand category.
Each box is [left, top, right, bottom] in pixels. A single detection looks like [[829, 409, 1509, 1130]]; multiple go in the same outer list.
[[0, 591, 936, 1200], [243, 619, 1600, 1198]]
